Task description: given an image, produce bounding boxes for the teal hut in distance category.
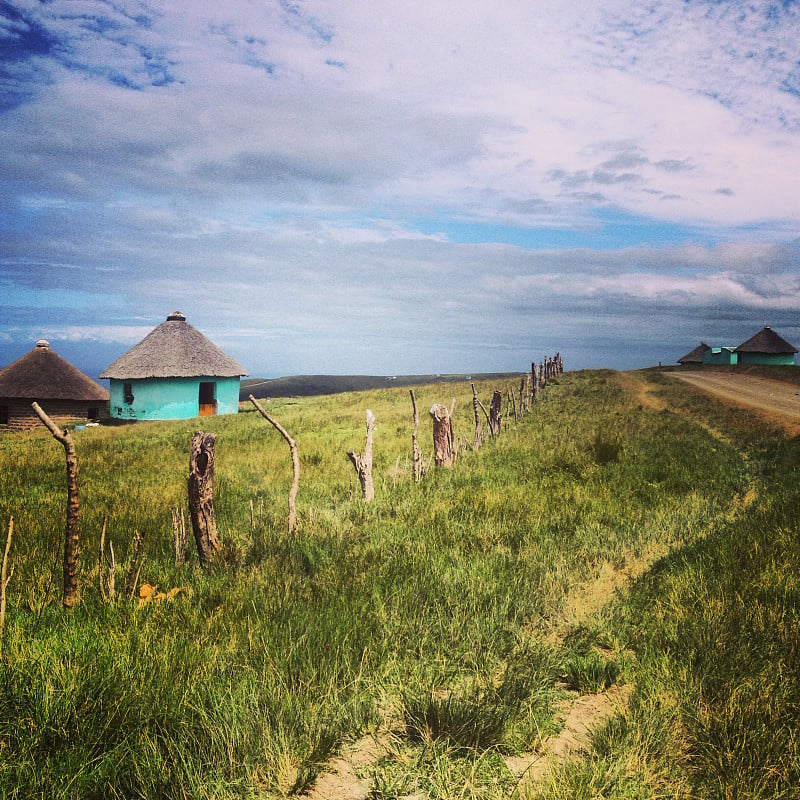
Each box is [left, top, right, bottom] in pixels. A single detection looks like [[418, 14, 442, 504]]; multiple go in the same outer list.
[[734, 326, 798, 366], [100, 312, 248, 420], [703, 346, 738, 365]]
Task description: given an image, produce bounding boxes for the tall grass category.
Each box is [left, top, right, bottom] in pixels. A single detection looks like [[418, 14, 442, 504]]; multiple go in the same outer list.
[[0, 369, 796, 798]]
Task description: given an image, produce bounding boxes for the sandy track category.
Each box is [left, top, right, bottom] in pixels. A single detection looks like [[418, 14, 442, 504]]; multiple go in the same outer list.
[[669, 371, 800, 433]]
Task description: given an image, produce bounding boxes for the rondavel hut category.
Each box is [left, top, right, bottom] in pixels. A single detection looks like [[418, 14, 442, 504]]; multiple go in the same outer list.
[[734, 326, 798, 366], [100, 311, 248, 420], [0, 339, 109, 431], [677, 342, 711, 365]]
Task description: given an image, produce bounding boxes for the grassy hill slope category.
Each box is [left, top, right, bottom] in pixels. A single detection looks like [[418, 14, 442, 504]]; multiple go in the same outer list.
[[241, 371, 523, 399], [0, 369, 798, 799]]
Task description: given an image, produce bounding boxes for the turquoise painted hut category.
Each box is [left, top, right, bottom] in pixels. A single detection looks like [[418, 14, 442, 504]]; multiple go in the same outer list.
[[734, 326, 798, 366], [702, 346, 738, 366], [100, 312, 248, 420]]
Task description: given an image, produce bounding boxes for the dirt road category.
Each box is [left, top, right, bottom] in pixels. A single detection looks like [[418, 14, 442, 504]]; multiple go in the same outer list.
[[669, 370, 800, 433]]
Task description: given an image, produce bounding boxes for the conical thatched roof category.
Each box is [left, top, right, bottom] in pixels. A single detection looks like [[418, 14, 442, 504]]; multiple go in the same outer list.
[[678, 342, 711, 364], [735, 326, 798, 354], [0, 340, 109, 401], [100, 312, 248, 380]]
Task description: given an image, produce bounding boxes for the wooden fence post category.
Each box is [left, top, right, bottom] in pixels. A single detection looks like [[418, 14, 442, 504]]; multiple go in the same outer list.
[[429, 403, 455, 467], [410, 390, 422, 482], [31, 402, 80, 609], [1, 517, 13, 639], [249, 396, 300, 533], [188, 431, 221, 565], [471, 383, 482, 449], [348, 410, 376, 501], [489, 390, 502, 436]]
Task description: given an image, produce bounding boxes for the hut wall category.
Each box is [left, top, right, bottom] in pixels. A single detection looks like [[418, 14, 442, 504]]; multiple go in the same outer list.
[[0, 399, 108, 432], [702, 348, 738, 365], [108, 376, 240, 420], [737, 352, 795, 366]]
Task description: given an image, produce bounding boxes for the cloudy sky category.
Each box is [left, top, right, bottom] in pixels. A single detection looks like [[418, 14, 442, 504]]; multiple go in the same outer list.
[[2, 0, 800, 379]]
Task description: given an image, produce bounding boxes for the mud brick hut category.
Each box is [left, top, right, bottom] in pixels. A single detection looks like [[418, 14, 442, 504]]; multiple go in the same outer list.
[[0, 339, 109, 431], [734, 326, 798, 366], [100, 311, 248, 420]]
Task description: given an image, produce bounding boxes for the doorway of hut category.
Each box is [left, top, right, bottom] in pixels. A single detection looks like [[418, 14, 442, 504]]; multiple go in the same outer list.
[[199, 382, 218, 416]]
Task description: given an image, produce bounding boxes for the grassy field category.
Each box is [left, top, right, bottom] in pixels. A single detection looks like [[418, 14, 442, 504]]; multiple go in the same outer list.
[[0, 368, 798, 799]]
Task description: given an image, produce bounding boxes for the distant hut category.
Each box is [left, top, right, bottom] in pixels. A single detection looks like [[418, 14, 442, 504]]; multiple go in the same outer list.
[[702, 346, 738, 365], [100, 311, 248, 420], [677, 342, 711, 365], [734, 326, 798, 366], [0, 340, 109, 431]]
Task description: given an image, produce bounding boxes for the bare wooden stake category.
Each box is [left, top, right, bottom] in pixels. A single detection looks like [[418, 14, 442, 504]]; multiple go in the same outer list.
[[98, 518, 116, 602], [32, 402, 80, 610], [249, 395, 300, 533], [410, 390, 422, 482], [125, 528, 147, 599], [429, 403, 455, 467], [98, 515, 108, 601], [1, 517, 13, 640], [471, 383, 482, 450], [489, 391, 502, 436], [347, 409, 376, 501], [172, 507, 188, 568], [188, 431, 222, 564], [107, 540, 116, 600]]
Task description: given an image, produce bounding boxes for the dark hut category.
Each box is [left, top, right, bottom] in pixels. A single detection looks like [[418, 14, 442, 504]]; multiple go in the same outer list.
[[0, 340, 109, 431], [677, 342, 711, 365], [734, 326, 798, 366], [100, 312, 248, 420]]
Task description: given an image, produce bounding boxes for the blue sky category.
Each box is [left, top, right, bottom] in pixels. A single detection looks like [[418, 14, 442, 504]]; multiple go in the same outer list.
[[2, 0, 800, 379]]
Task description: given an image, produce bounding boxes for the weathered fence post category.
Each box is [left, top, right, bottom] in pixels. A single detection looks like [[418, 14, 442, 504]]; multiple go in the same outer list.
[[471, 383, 482, 449], [98, 515, 117, 601], [249, 395, 300, 533], [188, 431, 221, 566], [429, 403, 455, 467], [489, 390, 502, 436], [31, 402, 80, 609], [1, 517, 13, 639], [172, 507, 188, 567], [410, 390, 422, 482], [348, 409, 376, 501]]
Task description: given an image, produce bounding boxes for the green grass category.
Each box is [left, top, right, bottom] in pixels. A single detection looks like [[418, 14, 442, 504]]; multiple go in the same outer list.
[[0, 369, 798, 798]]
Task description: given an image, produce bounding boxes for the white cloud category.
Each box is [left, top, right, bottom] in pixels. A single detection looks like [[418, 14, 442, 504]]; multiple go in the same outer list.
[[2, 0, 800, 374]]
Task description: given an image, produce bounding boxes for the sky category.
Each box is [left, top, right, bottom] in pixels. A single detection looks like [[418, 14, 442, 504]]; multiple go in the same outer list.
[[2, 0, 800, 380]]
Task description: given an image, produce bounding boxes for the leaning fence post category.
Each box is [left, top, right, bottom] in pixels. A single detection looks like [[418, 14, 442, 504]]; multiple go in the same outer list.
[[1, 517, 13, 640], [249, 395, 300, 533], [32, 402, 80, 609]]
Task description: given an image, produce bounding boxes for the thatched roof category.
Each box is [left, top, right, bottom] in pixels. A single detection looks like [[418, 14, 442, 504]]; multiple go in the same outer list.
[[735, 326, 798, 355], [0, 340, 109, 401], [100, 312, 248, 380], [678, 342, 711, 364]]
